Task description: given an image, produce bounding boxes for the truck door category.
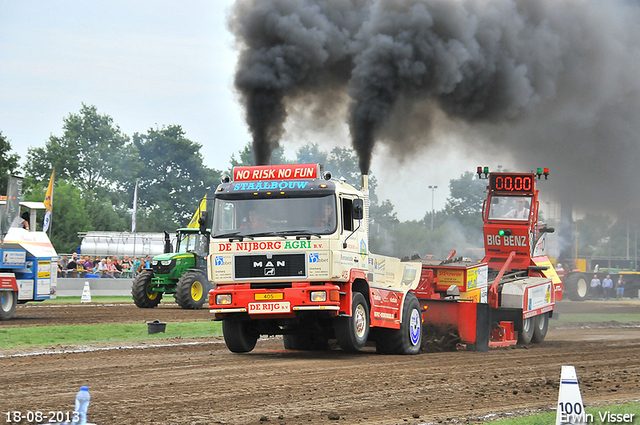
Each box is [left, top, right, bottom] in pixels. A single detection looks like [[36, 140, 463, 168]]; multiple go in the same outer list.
[[340, 196, 367, 273]]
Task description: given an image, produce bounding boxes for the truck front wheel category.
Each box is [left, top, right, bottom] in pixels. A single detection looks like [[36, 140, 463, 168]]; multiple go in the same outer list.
[[131, 271, 163, 308], [223, 318, 259, 353], [175, 271, 210, 309], [0, 291, 18, 320], [532, 312, 549, 343], [334, 292, 370, 352]]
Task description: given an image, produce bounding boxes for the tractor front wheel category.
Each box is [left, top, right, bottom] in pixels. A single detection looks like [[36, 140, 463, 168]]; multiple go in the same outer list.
[[131, 271, 162, 308], [0, 291, 17, 320], [175, 271, 210, 309]]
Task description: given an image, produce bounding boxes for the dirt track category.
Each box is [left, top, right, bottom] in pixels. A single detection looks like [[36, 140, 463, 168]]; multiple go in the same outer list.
[[2, 300, 640, 425]]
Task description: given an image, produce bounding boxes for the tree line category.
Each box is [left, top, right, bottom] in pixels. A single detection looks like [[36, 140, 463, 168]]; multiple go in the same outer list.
[[2, 104, 635, 262]]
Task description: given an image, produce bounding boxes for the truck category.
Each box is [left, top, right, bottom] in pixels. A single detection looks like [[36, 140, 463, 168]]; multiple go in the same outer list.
[[131, 227, 211, 309], [206, 163, 562, 353], [1, 178, 58, 319]]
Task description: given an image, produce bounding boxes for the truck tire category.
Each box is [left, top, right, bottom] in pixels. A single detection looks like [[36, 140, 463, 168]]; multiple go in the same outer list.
[[175, 271, 210, 309], [334, 292, 370, 352], [532, 312, 549, 343], [566, 273, 589, 301], [376, 293, 422, 355], [283, 333, 329, 351], [223, 318, 259, 353], [0, 291, 18, 320], [519, 316, 535, 344], [131, 271, 163, 308]]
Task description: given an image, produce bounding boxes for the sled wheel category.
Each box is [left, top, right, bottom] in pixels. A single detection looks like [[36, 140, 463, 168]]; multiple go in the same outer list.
[[0, 291, 18, 320], [334, 292, 369, 352], [519, 316, 535, 344], [175, 271, 210, 309], [223, 318, 259, 353], [532, 312, 549, 343], [131, 271, 162, 308]]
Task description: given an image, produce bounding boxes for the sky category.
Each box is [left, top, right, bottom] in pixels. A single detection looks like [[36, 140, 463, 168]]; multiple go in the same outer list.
[[0, 0, 560, 222]]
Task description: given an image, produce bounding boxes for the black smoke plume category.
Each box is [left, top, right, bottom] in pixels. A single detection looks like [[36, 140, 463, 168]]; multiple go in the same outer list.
[[230, 0, 640, 210]]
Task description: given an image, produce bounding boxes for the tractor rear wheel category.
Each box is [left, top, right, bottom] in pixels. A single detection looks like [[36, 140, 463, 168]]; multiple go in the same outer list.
[[0, 291, 17, 320], [566, 273, 589, 301], [175, 271, 210, 309], [223, 318, 259, 353], [532, 312, 549, 343], [334, 292, 369, 352], [519, 316, 535, 344], [131, 271, 162, 308]]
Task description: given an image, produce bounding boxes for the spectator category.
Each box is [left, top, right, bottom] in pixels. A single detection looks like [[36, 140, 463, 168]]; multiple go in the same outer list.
[[121, 255, 132, 277], [112, 255, 123, 278], [590, 274, 602, 298], [66, 253, 79, 277], [83, 256, 95, 273], [132, 257, 142, 276], [602, 274, 614, 300], [144, 255, 151, 269], [58, 255, 69, 276], [97, 258, 109, 277], [104, 258, 116, 278], [616, 276, 625, 300], [93, 255, 102, 269]]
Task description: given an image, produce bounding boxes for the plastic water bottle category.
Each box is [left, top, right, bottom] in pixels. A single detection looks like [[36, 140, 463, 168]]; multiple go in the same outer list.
[[73, 386, 90, 425]]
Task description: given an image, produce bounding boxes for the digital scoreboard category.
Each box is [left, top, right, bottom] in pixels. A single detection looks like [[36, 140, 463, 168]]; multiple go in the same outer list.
[[489, 173, 534, 193]]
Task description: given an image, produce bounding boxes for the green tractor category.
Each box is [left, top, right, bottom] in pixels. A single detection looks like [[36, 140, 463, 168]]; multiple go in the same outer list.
[[132, 227, 211, 309]]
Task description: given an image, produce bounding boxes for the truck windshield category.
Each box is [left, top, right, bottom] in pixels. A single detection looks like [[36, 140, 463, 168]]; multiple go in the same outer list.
[[212, 195, 337, 237], [488, 195, 533, 221]]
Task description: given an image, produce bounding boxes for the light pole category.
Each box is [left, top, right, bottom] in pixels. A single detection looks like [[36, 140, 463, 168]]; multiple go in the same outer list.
[[428, 185, 438, 230]]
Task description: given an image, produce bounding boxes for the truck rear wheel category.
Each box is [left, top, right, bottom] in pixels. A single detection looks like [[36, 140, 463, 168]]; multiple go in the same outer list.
[[519, 316, 535, 344], [334, 292, 369, 352], [223, 318, 259, 353], [566, 273, 589, 301], [532, 312, 549, 343], [131, 271, 163, 308], [175, 271, 210, 309], [0, 291, 17, 320], [376, 293, 422, 355]]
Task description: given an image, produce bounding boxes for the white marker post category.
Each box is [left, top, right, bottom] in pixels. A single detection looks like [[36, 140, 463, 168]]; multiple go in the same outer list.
[[80, 281, 92, 303], [556, 365, 587, 425]]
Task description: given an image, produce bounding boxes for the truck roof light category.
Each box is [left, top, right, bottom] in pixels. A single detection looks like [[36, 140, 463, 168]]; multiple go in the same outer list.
[[498, 229, 512, 236], [221, 174, 230, 183], [323, 171, 332, 180]]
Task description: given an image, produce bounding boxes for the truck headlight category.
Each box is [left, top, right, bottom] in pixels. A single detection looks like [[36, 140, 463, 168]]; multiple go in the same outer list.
[[216, 294, 232, 305], [160, 260, 172, 266], [310, 291, 327, 302]]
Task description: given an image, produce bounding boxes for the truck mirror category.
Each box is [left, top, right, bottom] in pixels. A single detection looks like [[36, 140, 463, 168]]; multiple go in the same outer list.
[[353, 199, 364, 220], [198, 211, 209, 234]]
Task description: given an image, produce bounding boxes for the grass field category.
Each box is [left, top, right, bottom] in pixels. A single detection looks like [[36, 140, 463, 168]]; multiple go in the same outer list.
[[0, 321, 223, 350]]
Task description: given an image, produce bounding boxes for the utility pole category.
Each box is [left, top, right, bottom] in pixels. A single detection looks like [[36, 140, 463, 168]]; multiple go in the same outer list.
[[428, 185, 438, 230]]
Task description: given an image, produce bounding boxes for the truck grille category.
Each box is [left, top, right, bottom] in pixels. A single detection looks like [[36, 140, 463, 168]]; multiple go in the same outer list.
[[235, 254, 306, 280]]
